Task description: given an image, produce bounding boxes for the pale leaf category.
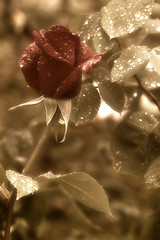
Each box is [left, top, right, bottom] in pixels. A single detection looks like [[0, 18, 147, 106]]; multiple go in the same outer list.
[[93, 27, 115, 54], [69, 13, 101, 43], [143, 18, 160, 34], [145, 157, 160, 188], [111, 45, 149, 82], [57, 99, 71, 142], [44, 98, 57, 124], [101, 0, 154, 39], [9, 96, 44, 111], [58, 172, 112, 215], [149, 47, 160, 75], [6, 170, 39, 200], [71, 83, 100, 125], [38, 171, 112, 215]]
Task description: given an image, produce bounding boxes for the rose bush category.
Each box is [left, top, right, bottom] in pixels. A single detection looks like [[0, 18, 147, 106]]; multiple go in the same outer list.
[[18, 25, 102, 99]]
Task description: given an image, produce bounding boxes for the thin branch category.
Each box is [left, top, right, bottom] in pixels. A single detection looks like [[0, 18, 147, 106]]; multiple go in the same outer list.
[[4, 188, 17, 240], [134, 75, 160, 111]]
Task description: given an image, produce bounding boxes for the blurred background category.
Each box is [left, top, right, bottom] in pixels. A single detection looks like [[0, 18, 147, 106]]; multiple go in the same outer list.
[[0, 0, 160, 240]]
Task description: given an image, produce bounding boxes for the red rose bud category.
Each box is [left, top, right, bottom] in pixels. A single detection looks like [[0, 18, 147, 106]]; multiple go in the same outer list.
[[18, 25, 102, 99]]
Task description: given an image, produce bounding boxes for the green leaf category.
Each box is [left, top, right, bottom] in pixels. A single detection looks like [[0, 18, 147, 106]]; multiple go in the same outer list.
[[101, 0, 154, 39], [93, 27, 115, 54], [111, 112, 160, 174], [99, 80, 125, 113], [68, 13, 101, 43], [38, 171, 112, 215], [143, 19, 160, 34], [145, 156, 160, 188], [6, 170, 39, 200], [92, 63, 110, 84], [0, 164, 7, 185], [58, 172, 112, 215], [71, 83, 100, 125], [137, 67, 160, 90], [111, 45, 149, 83], [149, 47, 160, 75]]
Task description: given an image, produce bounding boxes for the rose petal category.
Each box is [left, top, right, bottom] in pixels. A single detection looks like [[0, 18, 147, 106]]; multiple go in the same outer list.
[[44, 29, 76, 67], [38, 55, 73, 98], [55, 67, 82, 99], [33, 31, 69, 64], [18, 42, 40, 90], [82, 54, 103, 73]]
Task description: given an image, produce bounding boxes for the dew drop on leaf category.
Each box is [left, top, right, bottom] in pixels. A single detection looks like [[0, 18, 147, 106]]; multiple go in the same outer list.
[[101, 0, 154, 39], [111, 45, 149, 82], [6, 170, 39, 200], [93, 27, 115, 54], [71, 83, 100, 125], [145, 157, 160, 188]]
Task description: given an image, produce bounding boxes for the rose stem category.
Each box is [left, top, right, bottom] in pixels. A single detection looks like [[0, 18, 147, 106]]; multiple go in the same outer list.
[[4, 106, 61, 240]]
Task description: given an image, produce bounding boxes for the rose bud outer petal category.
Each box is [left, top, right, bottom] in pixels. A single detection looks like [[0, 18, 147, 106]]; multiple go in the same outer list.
[[76, 42, 93, 65], [54, 67, 82, 99], [44, 29, 76, 67], [18, 42, 41, 91], [33, 31, 69, 64], [38, 55, 73, 98], [82, 54, 103, 73]]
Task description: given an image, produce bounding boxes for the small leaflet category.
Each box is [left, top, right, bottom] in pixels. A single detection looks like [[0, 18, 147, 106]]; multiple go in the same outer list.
[[6, 170, 39, 200], [145, 157, 160, 188], [111, 45, 149, 82], [44, 98, 57, 124], [149, 47, 160, 75], [99, 80, 125, 113], [9, 96, 44, 111], [101, 0, 154, 39], [71, 83, 100, 125], [57, 99, 71, 142]]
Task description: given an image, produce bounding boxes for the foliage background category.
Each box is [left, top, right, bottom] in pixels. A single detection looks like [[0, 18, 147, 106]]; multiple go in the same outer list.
[[0, 0, 160, 239]]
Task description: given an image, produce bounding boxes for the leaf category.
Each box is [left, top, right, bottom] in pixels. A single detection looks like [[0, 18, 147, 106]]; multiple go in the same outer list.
[[9, 96, 44, 111], [71, 83, 100, 125], [69, 13, 101, 43], [6, 170, 39, 200], [58, 172, 112, 215], [101, 0, 154, 39], [92, 63, 110, 84], [111, 45, 149, 82], [137, 66, 160, 90], [149, 47, 160, 75], [111, 112, 160, 175], [143, 18, 160, 34], [4, 129, 34, 163], [57, 99, 71, 142], [44, 98, 57, 124], [93, 27, 115, 54], [99, 80, 125, 113], [145, 156, 160, 188], [0, 164, 7, 185]]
